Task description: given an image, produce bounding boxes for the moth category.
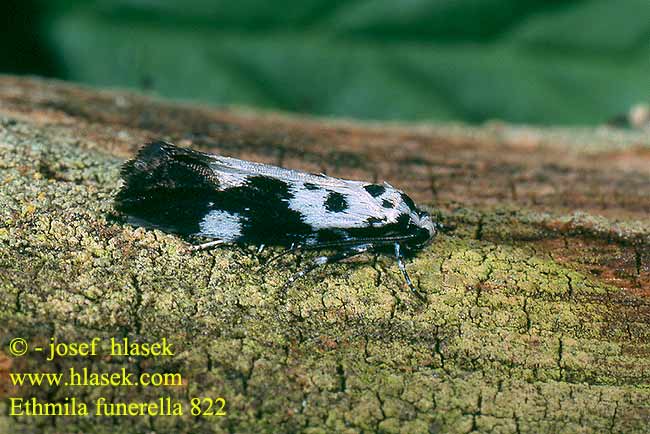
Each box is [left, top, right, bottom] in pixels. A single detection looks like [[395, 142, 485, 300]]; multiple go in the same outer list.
[[115, 141, 438, 291]]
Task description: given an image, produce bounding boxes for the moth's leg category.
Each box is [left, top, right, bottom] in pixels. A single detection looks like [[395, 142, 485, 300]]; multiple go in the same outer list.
[[394, 243, 421, 296], [284, 244, 371, 289], [262, 243, 303, 268], [187, 239, 225, 252]]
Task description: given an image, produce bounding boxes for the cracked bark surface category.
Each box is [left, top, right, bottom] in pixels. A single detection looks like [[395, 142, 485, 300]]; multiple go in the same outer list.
[[0, 75, 649, 433]]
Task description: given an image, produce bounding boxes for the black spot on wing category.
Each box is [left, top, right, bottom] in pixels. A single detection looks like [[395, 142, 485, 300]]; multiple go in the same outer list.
[[364, 184, 385, 197], [211, 175, 314, 245], [382, 199, 394, 209], [303, 182, 320, 191], [246, 175, 290, 196], [324, 191, 348, 212], [366, 216, 387, 226]]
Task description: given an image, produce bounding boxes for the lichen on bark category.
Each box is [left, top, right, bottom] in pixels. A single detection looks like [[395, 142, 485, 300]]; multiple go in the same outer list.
[[0, 76, 649, 433]]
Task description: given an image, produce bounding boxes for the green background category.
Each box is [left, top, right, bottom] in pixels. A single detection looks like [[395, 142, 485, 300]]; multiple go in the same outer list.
[[2, 0, 649, 124]]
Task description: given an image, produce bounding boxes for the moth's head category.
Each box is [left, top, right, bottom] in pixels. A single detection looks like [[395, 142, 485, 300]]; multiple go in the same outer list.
[[392, 191, 437, 253], [363, 182, 437, 252], [402, 207, 437, 252]]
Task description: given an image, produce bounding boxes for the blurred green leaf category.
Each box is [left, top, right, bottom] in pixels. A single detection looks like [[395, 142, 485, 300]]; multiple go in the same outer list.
[[41, 0, 650, 124]]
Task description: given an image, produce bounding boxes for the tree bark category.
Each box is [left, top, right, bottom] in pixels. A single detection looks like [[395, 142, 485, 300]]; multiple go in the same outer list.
[[0, 75, 649, 433]]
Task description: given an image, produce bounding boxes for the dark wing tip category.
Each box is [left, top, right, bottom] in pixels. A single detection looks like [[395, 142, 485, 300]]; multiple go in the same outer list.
[[120, 140, 179, 178], [116, 140, 219, 207]]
